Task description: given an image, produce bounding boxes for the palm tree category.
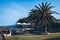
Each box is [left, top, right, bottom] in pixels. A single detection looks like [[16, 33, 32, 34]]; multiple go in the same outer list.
[[27, 9, 40, 28], [17, 2, 59, 35], [28, 2, 59, 34]]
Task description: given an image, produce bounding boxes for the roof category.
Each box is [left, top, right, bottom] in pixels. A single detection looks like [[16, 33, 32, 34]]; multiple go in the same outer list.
[[0, 28, 9, 32], [57, 19, 60, 23], [16, 22, 31, 25]]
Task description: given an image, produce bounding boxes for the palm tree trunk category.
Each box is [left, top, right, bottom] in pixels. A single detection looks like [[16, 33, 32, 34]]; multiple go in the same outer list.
[[43, 17, 48, 35], [44, 24, 48, 35]]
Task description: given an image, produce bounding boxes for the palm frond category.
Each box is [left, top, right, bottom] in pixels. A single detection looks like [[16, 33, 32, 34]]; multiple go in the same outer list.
[[51, 11, 60, 15], [46, 3, 51, 8], [45, 2, 48, 6], [35, 6, 40, 10], [47, 6, 55, 10]]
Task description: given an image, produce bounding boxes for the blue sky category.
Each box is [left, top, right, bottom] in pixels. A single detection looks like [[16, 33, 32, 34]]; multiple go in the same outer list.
[[0, 0, 60, 26]]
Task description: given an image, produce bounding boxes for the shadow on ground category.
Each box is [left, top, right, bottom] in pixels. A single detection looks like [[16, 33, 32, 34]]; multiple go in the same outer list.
[[45, 36, 60, 40]]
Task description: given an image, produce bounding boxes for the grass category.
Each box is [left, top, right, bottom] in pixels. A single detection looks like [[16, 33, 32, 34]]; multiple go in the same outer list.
[[5, 32, 60, 40]]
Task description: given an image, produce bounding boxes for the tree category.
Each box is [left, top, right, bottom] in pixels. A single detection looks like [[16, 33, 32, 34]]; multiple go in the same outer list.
[[27, 2, 59, 34], [17, 17, 27, 23], [17, 2, 59, 34]]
